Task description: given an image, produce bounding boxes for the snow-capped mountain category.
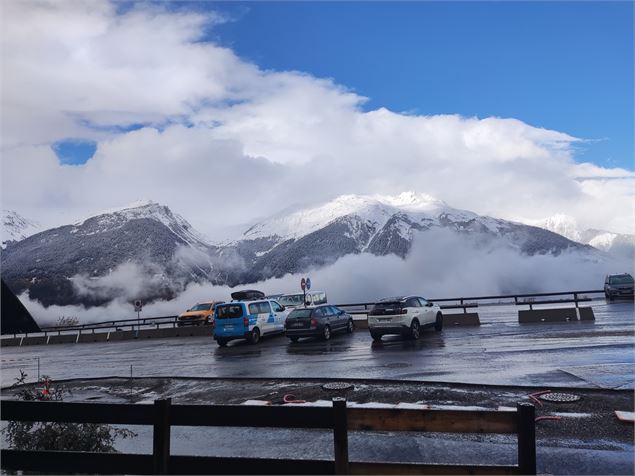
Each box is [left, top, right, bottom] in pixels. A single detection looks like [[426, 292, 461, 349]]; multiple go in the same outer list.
[[2, 210, 40, 249], [227, 192, 594, 283], [1, 202, 222, 306], [526, 214, 635, 254], [2, 194, 598, 307]]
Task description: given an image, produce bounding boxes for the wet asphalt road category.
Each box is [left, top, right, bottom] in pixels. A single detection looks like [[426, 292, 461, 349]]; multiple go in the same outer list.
[[1, 301, 633, 389]]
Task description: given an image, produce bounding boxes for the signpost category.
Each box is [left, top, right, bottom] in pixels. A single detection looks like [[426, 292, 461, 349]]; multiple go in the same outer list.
[[300, 277, 311, 307], [134, 300, 142, 337], [300, 278, 306, 307]]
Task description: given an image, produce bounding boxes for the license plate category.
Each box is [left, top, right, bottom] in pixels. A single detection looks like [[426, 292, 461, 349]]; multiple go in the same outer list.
[[291, 322, 303, 328], [378, 318, 391, 322], [224, 325, 234, 330]]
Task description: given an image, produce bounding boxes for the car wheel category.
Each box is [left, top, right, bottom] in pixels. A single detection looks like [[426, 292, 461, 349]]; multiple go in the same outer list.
[[248, 328, 260, 345], [323, 325, 331, 341], [370, 331, 382, 342], [346, 319, 354, 334], [289, 336, 299, 343], [434, 313, 443, 331], [410, 319, 420, 339], [216, 339, 228, 347]]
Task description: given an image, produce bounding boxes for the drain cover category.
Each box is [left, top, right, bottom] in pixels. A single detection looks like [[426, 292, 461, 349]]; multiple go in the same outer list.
[[539, 392, 581, 403], [322, 382, 353, 391]]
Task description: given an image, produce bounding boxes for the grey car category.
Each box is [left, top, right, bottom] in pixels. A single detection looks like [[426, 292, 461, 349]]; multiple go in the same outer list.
[[604, 273, 634, 300], [284, 305, 354, 342]]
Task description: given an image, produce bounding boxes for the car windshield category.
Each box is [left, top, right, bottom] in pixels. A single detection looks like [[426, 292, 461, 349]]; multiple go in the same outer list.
[[288, 309, 312, 319], [190, 303, 212, 311], [216, 305, 244, 318], [609, 275, 634, 285], [279, 294, 305, 306]]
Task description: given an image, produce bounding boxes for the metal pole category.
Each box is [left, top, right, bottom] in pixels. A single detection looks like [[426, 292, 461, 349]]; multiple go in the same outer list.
[[37, 357, 40, 381]]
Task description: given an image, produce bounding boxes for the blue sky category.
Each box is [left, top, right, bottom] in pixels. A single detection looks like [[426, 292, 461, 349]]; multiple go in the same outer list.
[[204, 1, 633, 171], [5, 0, 633, 234]]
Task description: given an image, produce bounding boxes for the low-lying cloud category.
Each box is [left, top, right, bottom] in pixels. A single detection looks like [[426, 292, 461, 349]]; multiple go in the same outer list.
[[21, 228, 631, 326]]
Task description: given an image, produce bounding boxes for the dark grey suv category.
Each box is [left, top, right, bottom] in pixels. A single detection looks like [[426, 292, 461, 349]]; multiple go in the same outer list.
[[604, 273, 634, 300]]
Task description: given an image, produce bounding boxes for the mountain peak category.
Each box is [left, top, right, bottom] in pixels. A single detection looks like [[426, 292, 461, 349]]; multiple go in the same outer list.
[[1, 210, 40, 248], [375, 191, 447, 211]]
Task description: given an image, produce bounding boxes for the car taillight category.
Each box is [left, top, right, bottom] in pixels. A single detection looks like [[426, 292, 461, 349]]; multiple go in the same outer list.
[[310, 319, 317, 328], [243, 317, 249, 327]]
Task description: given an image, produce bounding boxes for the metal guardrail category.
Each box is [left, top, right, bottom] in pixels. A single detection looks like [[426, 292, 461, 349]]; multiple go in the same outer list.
[[3, 289, 606, 340]]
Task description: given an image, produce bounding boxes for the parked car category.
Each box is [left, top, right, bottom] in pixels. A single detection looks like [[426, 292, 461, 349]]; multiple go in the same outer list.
[[279, 291, 328, 309], [284, 304, 354, 342], [214, 299, 287, 346], [604, 273, 634, 300], [367, 296, 442, 341], [177, 301, 223, 327]]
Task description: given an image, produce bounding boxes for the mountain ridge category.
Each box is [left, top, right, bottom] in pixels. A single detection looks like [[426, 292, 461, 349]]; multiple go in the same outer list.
[[2, 193, 604, 307]]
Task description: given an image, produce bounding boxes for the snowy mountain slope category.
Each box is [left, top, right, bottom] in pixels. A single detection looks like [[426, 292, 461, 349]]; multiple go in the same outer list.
[[2, 210, 40, 249], [2, 194, 600, 307], [525, 214, 635, 253], [228, 192, 596, 283], [1, 202, 222, 306]]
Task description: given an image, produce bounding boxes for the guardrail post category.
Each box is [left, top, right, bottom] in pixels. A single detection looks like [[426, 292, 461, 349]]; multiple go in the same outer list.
[[574, 293, 579, 308], [153, 398, 171, 475], [333, 398, 349, 474], [517, 402, 536, 475]]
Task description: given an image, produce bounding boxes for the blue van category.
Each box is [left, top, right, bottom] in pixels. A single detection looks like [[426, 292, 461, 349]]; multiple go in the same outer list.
[[214, 299, 288, 346]]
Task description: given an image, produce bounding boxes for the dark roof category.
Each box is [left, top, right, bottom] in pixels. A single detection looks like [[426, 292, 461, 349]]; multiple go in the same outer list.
[[1, 279, 41, 334]]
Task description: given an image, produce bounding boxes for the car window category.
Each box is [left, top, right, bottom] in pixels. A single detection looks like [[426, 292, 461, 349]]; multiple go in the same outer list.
[[271, 301, 283, 312], [406, 298, 421, 308], [216, 304, 243, 319], [289, 309, 312, 318], [314, 307, 325, 317], [322, 306, 334, 316], [418, 298, 428, 307], [248, 302, 270, 314], [330, 306, 342, 315]]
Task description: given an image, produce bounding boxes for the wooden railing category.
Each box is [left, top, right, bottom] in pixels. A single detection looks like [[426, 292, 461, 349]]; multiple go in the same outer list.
[[0, 398, 536, 475]]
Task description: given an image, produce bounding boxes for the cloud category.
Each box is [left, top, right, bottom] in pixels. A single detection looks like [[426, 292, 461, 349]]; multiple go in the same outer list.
[[20, 228, 630, 326], [1, 0, 634, 239]]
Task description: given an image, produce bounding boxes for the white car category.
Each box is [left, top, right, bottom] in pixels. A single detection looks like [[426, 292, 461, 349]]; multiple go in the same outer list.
[[367, 296, 442, 341]]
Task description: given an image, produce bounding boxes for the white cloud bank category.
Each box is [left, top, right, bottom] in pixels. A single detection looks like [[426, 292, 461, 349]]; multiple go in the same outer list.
[[1, 0, 634, 240], [21, 228, 629, 326]]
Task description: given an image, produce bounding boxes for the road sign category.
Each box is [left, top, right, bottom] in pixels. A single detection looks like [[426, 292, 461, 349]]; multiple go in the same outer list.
[[306, 277, 311, 290], [301, 278, 306, 291], [134, 300, 143, 312]]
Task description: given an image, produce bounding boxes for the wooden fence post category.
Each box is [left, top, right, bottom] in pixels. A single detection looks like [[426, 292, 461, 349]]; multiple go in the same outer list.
[[333, 398, 349, 475], [517, 402, 536, 475], [153, 398, 171, 475]]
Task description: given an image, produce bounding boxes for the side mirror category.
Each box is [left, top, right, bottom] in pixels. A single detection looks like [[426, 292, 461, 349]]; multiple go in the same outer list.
[[426, 302, 433, 307], [339, 310, 345, 315], [280, 305, 286, 311]]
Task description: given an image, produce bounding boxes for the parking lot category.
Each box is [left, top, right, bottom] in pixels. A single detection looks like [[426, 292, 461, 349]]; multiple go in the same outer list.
[[2, 300, 634, 475], [2, 301, 633, 389]]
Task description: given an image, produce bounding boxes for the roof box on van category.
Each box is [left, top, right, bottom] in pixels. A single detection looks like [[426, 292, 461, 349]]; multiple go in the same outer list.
[[231, 289, 265, 302]]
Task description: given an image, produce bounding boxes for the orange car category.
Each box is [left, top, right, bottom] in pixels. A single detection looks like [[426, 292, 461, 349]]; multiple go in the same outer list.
[[177, 301, 223, 327]]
